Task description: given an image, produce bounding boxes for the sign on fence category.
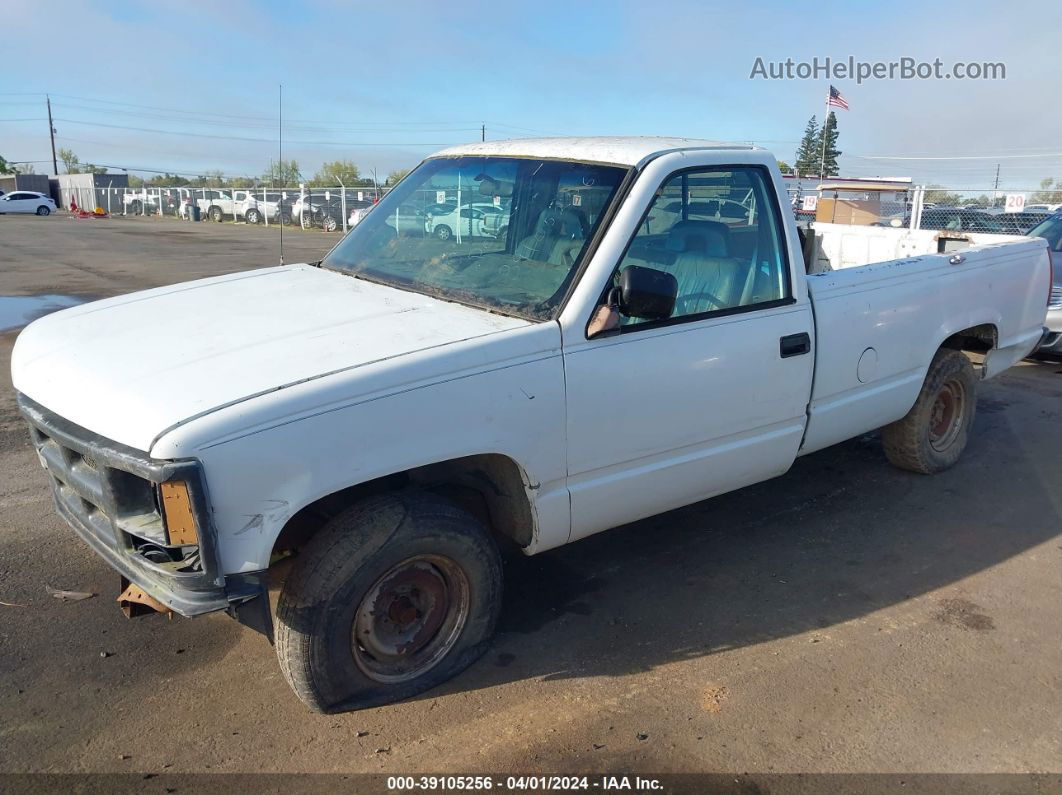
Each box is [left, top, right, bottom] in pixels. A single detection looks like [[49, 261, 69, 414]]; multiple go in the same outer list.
[[436, 190, 447, 204], [801, 195, 818, 212], [1005, 194, 1026, 213]]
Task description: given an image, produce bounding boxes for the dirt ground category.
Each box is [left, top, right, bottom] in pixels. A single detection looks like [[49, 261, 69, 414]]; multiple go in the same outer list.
[[1, 214, 1061, 782]]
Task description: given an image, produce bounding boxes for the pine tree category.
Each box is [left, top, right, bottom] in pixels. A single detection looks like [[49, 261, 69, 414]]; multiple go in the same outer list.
[[815, 112, 842, 177], [793, 116, 820, 177]]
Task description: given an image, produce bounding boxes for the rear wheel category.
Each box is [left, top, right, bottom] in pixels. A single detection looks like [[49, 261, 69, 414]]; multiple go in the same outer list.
[[882, 348, 977, 474], [323, 215, 338, 232], [245, 208, 261, 224], [209, 206, 224, 222], [275, 494, 502, 713], [36, 205, 50, 216]]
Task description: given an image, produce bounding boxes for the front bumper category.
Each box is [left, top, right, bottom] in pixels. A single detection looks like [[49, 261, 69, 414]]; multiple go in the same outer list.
[[17, 393, 258, 618]]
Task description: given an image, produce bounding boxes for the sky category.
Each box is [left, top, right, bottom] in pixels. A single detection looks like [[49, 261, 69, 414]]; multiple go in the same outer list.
[[3, 0, 1060, 192]]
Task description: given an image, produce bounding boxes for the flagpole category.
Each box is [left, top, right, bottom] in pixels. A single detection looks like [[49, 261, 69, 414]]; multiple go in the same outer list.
[[819, 89, 831, 180]]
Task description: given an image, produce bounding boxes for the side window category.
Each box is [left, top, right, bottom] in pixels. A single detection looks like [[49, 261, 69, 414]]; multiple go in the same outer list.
[[613, 166, 790, 327]]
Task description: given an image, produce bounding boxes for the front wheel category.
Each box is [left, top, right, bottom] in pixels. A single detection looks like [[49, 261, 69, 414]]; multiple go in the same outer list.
[[36, 206, 51, 216], [434, 224, 452, 241], [882, 348, 977, 474], [275, 494, 503, 713]]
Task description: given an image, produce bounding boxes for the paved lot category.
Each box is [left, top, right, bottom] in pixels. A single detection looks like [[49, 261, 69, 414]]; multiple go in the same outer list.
[[1, 214, 1061, 776]]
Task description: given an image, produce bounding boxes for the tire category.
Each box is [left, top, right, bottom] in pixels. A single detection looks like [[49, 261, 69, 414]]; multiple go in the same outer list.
[[882, 348, 977, 474], [275, 493, 503, 713], [245, 209, 261, 225], [434, 224, 452, 241], [209, 206, 224, 223], [323, 215, 338, 232], [36, 206, 50, 216], [129, 200, 142, 215]]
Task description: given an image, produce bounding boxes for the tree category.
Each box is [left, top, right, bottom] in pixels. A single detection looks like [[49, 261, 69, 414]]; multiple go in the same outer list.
[[777, 160, 794, 175], [57, 147, 80, 174], [0, 154, 13, 174], [1032, 178, 1062, 204], [262, 159, 301, 187], [815, 111, 842, 178], [386, 168, 410, 185], [924, 185, 962, 206], [310, 159, 361, 187], [793, 116, 820, 177], [146, 173, 190, 187]]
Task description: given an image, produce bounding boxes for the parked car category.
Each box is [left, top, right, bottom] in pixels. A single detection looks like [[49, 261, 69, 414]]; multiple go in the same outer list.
[[920, 207, 1017, 233], [348, 203, 375, 227], [236, 191, 285, 224], [123, 190, 159, 215], [302, 196, 372, 232], [11, 137, 1051, 714], [382, 203, 427, 235], [1026, 213, 1062, 359], [424, 202, 508, 240], [0, 191, 56, 215]]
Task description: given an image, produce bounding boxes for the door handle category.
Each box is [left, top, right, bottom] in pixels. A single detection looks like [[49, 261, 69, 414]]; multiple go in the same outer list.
[[780, 332, 811, 358]]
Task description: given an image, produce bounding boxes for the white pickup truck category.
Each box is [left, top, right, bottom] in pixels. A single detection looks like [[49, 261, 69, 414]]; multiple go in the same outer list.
[[12, 138, 1052, 713]]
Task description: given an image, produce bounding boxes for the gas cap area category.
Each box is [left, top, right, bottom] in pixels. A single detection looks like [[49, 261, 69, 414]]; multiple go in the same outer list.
[[857, 347, 879, 383]]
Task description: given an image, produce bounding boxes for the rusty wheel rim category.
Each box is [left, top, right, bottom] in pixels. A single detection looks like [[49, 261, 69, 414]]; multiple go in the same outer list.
[[352, 555, 470, 683], [929, 379, 965, 452]]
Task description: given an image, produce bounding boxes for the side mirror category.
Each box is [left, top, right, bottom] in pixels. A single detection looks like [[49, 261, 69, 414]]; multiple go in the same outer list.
[[618, 266, 678, 321]]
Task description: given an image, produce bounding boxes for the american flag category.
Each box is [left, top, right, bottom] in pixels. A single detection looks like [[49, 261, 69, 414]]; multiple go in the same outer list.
[[827, 85, 849, 110]]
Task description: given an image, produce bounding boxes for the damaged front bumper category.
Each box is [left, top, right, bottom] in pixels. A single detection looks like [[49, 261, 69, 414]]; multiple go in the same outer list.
[[18, 393, 270, 637]]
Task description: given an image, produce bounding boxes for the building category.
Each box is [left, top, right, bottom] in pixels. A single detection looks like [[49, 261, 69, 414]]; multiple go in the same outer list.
[[0, 174, 51, 196], [54, 172, 129, 210]]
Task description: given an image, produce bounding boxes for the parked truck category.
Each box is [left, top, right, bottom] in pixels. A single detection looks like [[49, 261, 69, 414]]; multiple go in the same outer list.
[[12, 138, 1052, 713]]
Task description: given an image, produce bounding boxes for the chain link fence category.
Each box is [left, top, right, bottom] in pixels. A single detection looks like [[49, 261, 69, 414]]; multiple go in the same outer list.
[[782, 182, 1058, 236], [60, 179, 1060, 240], [61, 184, 390, 233]]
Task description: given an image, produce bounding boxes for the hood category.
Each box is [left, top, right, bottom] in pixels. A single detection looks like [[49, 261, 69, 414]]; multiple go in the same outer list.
[[12, 264, 529, 452]]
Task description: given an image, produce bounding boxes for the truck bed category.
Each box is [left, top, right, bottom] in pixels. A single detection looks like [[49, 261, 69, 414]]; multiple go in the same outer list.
[[800, 236, 1050, 454]]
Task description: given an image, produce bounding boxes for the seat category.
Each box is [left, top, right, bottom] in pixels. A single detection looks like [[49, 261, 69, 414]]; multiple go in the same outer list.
[[655, 220, 755, 314], [516, 207, 585, 264]]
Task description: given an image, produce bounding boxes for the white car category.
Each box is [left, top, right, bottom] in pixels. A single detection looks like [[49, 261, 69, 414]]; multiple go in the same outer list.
[[425, 202, 508, 240], [0, 191, 56, 216], [348, 206, 372, 227]]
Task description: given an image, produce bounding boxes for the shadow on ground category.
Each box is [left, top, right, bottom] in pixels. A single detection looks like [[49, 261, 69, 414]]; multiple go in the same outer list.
[[418, 368, 1062, 699]]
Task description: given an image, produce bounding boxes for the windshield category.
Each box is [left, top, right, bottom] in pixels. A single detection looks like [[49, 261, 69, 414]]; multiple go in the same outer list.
[[321, 156, 628, 320], [1028, 215, 1062, 252]]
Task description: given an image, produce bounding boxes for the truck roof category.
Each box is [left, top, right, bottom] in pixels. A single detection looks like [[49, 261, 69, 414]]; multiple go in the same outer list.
[[430, 136, 759, 167]]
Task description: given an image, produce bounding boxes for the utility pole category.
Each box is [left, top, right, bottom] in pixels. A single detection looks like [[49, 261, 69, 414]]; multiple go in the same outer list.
[[481, 123, 485, 142], [46, 95, 58, 175], [993, 163, 1000, 192]]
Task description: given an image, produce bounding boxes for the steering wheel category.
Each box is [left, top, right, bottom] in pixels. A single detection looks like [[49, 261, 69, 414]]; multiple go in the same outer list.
[[675, 290, 728, 315]]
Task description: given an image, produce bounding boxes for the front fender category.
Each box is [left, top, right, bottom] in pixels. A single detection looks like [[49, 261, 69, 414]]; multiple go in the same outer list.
[[152, 324, 569, 573]]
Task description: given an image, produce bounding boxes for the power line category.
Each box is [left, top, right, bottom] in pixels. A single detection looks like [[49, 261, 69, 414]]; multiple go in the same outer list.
[[51, 118, 463, 147]]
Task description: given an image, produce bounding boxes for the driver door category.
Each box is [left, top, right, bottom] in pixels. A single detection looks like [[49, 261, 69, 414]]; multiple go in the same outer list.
[[562, 163, 815, 541]]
